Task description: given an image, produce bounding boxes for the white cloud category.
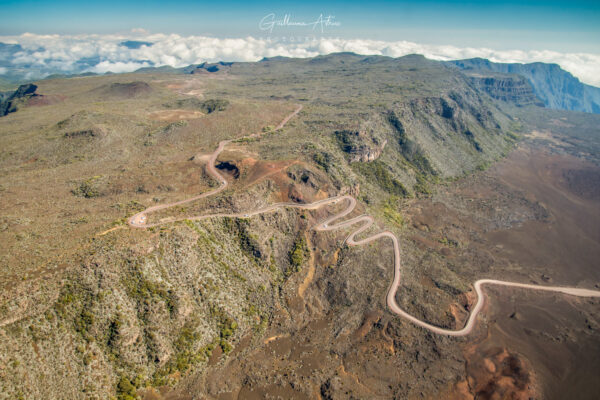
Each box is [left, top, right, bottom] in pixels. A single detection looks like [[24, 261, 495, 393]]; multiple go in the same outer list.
[[131, 28, 149, 35], [1, 33, 599, 87], [0, 67, 7, 75], [90, 61, 151, 74]]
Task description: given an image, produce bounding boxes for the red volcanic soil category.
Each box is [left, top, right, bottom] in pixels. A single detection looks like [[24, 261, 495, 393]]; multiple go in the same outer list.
[[96, 81, 153, 99], [27, 94, 66, 106]]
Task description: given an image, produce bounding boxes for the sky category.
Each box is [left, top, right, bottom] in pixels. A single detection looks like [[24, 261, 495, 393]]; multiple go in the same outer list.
[[0, 0, 599, 85]]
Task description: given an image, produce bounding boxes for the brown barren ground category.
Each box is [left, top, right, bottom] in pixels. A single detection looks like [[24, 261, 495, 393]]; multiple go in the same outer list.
[[442, 146, 600, 399]]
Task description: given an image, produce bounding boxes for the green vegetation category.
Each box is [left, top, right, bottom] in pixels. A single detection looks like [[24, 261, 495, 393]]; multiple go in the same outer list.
[[222, 217, 262, 260], [463, 130, 483, 152], [438, 236, 459, 247], [262, 125, 275, 133], [163, 98, 229, 113], [63, 129, 97, 138], [476, 161, 491, 171], [233, 136, 256, 144], [388, 111, 437, 176], [160, 120, 187, 135], [121, 259, 176, 315], [334, 129, 356, 153], [116, 376, 137, 400], [200, 99, 229, 113], [153, 317, 217, 385], [313, 151, 333, 172], [288, 234, 308, 275], [506, 131, 521, 142], [353, 160, 409, 197], [74, 308, 95, 340], [55, 284, 75, 311], [71, 176, 103, 198], [382, 198, 405, 226], [106, 314, 122, 351], [414, 174, 432, 196], [211, 305, 238, 354]]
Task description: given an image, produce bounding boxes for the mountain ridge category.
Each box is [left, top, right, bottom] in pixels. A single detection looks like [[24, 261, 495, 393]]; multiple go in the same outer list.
[[446, 57, 600, 114]]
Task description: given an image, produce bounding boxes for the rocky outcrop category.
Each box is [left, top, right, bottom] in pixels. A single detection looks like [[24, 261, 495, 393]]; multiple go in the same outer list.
[[349, 139, 387, 163], [353, 141, 387, 162], [335, 129, 387, 163]]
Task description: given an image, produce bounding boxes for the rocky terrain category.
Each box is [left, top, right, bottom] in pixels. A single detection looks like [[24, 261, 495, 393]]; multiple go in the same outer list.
[[0, 53, 599, 399], [465, 74, 544, 107]]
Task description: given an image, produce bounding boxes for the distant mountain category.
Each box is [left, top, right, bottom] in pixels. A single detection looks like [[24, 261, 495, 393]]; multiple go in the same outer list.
[[446, 58, 600, 114], [120, 40, 154, 49]]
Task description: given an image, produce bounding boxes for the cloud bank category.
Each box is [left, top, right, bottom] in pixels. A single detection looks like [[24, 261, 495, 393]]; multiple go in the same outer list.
[[1, 32, 599, 87]]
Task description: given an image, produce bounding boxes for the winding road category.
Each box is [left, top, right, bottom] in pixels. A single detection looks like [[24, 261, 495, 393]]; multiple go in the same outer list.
[[129, 105, 600, 336]]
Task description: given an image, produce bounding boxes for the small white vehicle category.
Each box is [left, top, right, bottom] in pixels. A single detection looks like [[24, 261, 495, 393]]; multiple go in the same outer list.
[[244, 214, 249, 217]]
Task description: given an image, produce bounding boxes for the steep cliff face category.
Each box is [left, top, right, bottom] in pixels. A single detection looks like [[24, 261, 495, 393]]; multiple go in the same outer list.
[[391, 87, 512, 174], [447, 58, 600, 114], [466, 74, 544, 107]]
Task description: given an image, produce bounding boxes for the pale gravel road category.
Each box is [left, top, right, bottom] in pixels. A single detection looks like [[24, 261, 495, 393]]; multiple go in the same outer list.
[[129, 105, 600, 336]]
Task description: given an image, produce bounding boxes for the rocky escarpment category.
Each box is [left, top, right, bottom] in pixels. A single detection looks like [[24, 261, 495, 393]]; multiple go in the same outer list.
[[467, 74, 544, 107], [386, 89, 513, 179], [447, 58, 600, 114], [319, 78, 516, 198]]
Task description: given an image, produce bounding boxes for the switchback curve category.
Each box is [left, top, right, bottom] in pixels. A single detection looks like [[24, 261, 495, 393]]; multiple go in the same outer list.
[[128, 104, 600, 336]]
